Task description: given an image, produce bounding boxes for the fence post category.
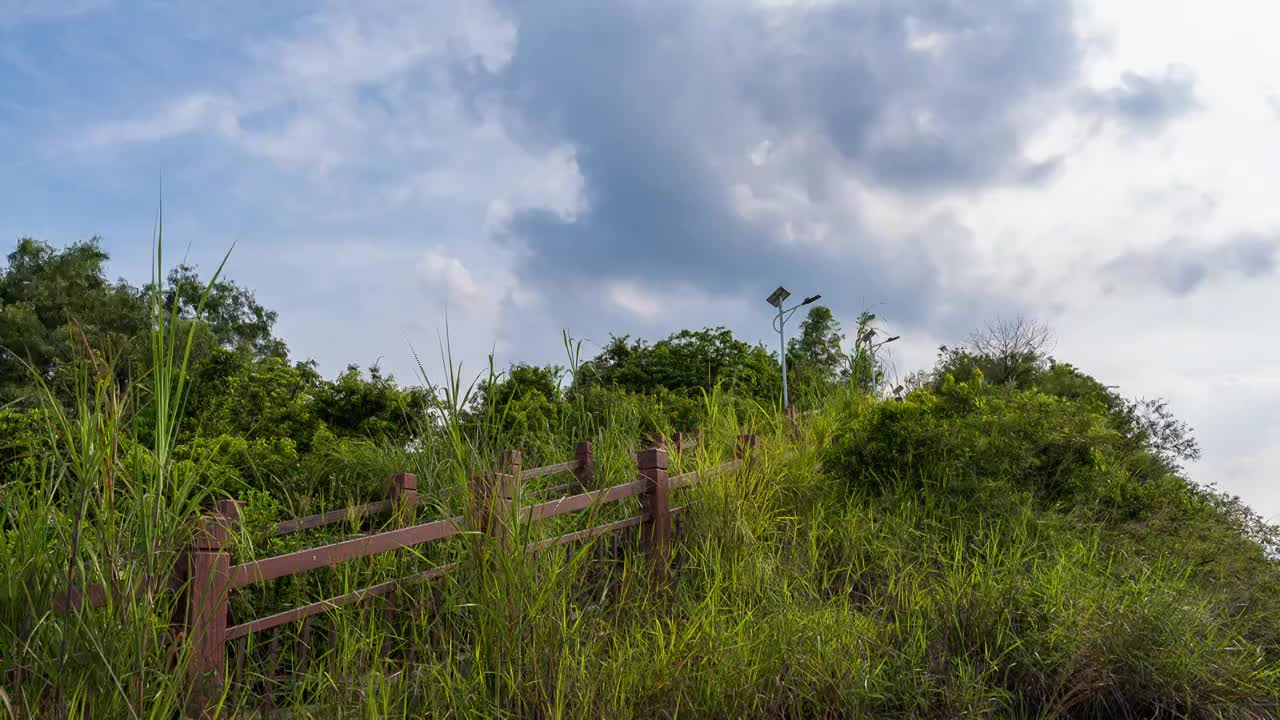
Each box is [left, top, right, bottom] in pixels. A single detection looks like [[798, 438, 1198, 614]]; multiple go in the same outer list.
[[637, 446, 671, 584], [214, 498, 243, 523], [573, 441, 594, 493], [736, 433, 759, 461], [471, 451, 521, 547], [187, 513, 231, 716], [645, 431, 667, 450], [502, 449, 523, 493], [784, 406, 800, 439], [389, 472, 417, 524], [384, 473, 418, 655]]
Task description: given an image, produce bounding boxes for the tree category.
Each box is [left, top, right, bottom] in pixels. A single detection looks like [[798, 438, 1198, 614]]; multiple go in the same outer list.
[[311, 364, 430, 442], [0, 238, 293, 405], [475, 363, 564, 414], [471, 363, 567, 445], [787, 306, 844, 396], [573, 327, 780, 403], [186, 352, 324, 448], [951, 315, 1056, 387], [183, 353, 430, 449], [1031, 362, 1200, 474], [150, 263, 288, 359], [844, 311, 900, 396], [0, 238, 147, 401], [930, 323, 1201, 475], [1116, 396, 1202, 473]]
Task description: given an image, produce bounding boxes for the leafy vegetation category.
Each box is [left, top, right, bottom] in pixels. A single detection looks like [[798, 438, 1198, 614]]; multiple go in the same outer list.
[[1, 236, 1277, 718]]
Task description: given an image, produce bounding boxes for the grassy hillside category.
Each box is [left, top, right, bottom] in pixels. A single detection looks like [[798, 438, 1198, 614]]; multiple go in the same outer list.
[[2, 241, 1278, 718], [3, 365, 1279, 718]]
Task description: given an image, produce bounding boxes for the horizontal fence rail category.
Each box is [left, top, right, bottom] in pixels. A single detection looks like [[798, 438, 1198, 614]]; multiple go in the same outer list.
[[520, 459, 577, 481], [225, 563, 458, 641], [527, 514, 648, 554], [230, 516, 465, 588], [270, 499, 395, 537], [521, 479, 648, 524]]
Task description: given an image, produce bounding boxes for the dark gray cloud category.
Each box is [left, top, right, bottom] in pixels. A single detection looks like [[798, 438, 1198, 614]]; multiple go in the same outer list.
[[1083, 65, 1200, 132], [456, 0, 1091, 341], [1102, 233, 1279, 296], [738, 1, 1080, 193]]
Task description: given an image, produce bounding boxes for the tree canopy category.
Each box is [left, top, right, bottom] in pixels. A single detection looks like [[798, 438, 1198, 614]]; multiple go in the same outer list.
[[0, 236, 1205, 498], [786, 305, 844, 397], [0, 238, 432, 492], [0, 238, 145, 400], [572, 327, 781, 403]]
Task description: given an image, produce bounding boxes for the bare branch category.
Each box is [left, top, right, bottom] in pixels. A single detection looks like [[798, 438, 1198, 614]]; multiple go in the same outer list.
[[967, 315, 1056, 362]]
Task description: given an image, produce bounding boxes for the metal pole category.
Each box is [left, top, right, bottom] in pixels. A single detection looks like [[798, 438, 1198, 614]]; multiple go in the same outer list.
[[779, 303, 788, 410]]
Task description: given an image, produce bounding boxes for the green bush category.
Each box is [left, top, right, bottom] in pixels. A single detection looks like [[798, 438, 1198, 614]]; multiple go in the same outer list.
[[826, 373, 1126, 506], [0, 407, 49, 483]]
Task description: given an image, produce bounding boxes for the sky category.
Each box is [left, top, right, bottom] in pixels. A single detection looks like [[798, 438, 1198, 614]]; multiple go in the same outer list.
[[1, 0, 1277, 520]]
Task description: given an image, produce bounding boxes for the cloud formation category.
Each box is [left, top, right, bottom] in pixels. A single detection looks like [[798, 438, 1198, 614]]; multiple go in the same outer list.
[[456, 0, 1102, 339], [1103, 232, 1279, 296], [1083, 65, 1201, 132]]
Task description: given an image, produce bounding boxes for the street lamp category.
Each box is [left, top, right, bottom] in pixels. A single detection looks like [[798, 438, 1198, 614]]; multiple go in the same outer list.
[[767, 286, 821, 410]]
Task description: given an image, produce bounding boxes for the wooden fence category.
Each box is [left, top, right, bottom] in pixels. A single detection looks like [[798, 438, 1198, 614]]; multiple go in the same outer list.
[[58, 430, 760, 714]]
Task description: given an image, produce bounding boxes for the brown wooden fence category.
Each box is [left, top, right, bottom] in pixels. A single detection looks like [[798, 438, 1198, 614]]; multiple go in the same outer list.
[[58, 430, 758, 714]]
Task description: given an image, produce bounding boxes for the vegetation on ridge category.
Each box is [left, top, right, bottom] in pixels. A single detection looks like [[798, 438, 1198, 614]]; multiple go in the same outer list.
[[1, 235, 1278, 718]]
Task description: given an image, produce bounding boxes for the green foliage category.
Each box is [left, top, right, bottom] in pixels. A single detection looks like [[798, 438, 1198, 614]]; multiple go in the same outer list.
[[0, 407, 50, 483], [0, 238, 146, 402], [151, 262, 287, 359], [930, 352, 1201, 476], [311, 364, 429, 442], [826, 372, 1127, 505], [843, 310, 899, 396], [185, 350, 428, 454], [291, 425, 396, 500], [787, 305, 844, 398], [0, 239, 301, 407], [570, 383, 701, 438], [186, 351, 323, 447], [574, 327, 780, 404], [471, 363, 566, 444], [172, 434, 301, 497]]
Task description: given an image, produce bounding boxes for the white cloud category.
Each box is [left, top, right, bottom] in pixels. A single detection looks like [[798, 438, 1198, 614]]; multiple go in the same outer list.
[[608, 282, 664, 321], [84, 94, 239, 146], [418, 249, 485, 307]]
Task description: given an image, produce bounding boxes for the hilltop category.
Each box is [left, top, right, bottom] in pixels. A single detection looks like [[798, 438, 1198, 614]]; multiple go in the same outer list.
[[1, 238, 1278, 718]]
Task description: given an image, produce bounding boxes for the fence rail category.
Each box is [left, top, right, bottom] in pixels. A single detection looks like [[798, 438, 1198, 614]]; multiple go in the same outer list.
[[56, 429, 760, 716], [225, 562, 458, 641], [269, 499, 395, 537], [229, 515, 466, 588]]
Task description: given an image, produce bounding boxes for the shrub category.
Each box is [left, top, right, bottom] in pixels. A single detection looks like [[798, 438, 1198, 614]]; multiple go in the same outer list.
[[825, 374, 1126, 506]]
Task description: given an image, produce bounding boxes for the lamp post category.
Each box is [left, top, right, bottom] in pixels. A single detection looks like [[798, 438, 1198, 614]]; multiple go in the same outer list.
[[767, 286, 821, 411]]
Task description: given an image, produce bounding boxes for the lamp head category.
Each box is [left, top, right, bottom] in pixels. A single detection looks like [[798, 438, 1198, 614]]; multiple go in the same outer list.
[[766, 286, 791, 308]]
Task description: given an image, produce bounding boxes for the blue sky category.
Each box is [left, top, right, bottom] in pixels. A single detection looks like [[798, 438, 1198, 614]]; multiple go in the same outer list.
[[2, 0, 1278, 520]]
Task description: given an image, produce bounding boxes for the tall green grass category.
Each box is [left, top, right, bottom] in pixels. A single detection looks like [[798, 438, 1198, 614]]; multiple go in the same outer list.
[[0, 226, 234, 717]]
